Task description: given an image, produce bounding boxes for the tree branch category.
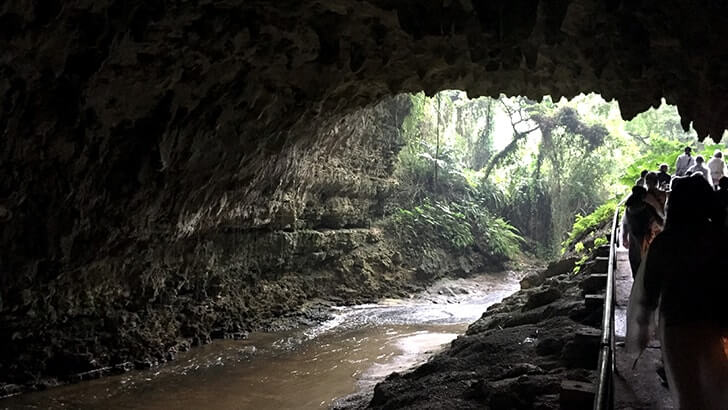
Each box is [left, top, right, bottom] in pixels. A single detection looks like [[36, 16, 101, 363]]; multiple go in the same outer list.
[[484, 98, 541, 180]]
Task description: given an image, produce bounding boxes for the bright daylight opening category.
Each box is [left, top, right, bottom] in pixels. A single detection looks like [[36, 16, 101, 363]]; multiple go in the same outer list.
[[390, 91, 717, 258]]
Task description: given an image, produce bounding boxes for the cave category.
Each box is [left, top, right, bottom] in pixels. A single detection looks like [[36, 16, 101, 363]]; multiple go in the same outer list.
[[2, 0, 728, 403]]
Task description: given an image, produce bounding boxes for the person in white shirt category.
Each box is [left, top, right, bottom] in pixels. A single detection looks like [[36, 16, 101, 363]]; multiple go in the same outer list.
[[707, 150, 726, 187], [686, 155, 713, 188], [674, 146, 695, 176]]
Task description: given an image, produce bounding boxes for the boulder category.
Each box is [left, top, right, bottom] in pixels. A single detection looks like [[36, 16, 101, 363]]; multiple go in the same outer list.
[[560, 380, 596, 410], [487, 374, 562, 409], [498, 363, 545, 379], [536, 337, 564, 356], [543, 258, 578, 278], [519, 272, 544, 289], [523, 288, 562, 311]]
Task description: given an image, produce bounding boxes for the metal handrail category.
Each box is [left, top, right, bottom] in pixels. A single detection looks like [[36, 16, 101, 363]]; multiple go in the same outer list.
[[594, 199, 626, 410]]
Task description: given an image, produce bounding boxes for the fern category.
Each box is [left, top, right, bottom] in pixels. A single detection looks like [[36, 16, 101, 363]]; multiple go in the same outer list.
[[392, 199, 523, 260], [561, 200, 616, 253]]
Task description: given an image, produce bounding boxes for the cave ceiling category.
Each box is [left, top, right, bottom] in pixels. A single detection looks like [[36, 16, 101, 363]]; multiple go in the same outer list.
[[2, 0, 728, 263], [2, 0, 728, 144]]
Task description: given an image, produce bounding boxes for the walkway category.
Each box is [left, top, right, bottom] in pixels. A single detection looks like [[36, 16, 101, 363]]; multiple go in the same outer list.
[[613, 247, 675, 409]]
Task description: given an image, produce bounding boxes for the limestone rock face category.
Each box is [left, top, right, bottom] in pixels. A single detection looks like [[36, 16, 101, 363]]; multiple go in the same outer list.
[[0, 94, 411, 386], [2, 0, 728, 387]]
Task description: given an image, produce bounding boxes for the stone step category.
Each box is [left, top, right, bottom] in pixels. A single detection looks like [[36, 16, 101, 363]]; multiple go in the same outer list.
[[584, 293, 605, 310], [559, 379, 596, 409], [562, 327, 602, 369], [593, 256, 609, 272], [575, 327, 601, 344], [579, 256, 610, 275], [594, 244, 611, 257], [581, 274, 608, 293]]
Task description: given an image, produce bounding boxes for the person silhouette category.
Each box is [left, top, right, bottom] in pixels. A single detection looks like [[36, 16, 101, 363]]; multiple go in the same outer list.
[[707, 150, 726, 188], [657, 164, 672, 189], [621, 185, 663, 277], [675, 146, 695, 177], [644, 172, 667, 220], [630, 174, 728, 409], [686, 155, 712, 186]]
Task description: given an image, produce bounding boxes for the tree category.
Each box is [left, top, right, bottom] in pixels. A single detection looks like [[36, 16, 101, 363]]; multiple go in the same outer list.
[[625, 100, 696, 145], [485, 96, 611, 251], [483, 97, 540, 180]]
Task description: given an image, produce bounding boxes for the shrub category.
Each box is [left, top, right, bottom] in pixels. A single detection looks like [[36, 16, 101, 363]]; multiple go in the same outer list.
[[473, 211, 524, 259], [392, 200, 474, 250], [561, 200, 617, 253], [593, 237, 608, 247], [391, 199, 523, 260]]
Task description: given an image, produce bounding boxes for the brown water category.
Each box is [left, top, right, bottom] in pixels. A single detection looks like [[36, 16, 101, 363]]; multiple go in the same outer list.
[[1, 273, 519, 410]]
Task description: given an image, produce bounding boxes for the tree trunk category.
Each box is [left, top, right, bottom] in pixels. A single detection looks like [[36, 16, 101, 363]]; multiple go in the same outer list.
[[434, 92, 441, 189]]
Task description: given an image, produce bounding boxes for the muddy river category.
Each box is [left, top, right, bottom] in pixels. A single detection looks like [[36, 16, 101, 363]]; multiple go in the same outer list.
[[1, 272, 520, 410]]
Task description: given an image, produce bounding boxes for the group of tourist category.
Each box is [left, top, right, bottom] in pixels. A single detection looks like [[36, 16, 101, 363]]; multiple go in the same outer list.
[[667, 146, 727, 188], [622, 145, 728, 409], [625, 146, 728, 273]]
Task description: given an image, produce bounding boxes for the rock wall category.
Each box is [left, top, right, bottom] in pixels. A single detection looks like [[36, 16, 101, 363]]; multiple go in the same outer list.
[[0, 96, 420, 387]]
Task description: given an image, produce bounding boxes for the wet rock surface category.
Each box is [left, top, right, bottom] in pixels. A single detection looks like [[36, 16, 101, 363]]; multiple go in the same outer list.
[[340, 251, 607, 409], [0, 272, 521, 409]]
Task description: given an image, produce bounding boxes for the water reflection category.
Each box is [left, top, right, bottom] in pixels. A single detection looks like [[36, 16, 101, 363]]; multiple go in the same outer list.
[[1, 273, 519, 410]]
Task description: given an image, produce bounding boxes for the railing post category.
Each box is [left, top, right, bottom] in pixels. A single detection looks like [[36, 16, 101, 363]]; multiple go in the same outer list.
[[593, 200, 624, 410]]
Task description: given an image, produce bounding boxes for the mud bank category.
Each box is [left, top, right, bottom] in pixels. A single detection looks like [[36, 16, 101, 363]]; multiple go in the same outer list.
[[341, 249, 608, 409]]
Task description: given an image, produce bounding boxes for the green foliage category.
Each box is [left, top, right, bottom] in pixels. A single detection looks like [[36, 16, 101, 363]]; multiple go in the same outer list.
[[477, 214, 524, 259], [561, 200, 617, 253], [484, 96, 618, 254], [391, 199, 523, 260], [570, 233, 608, 274], [619, 137, 684, 186], [572, 254, 590, 274], [401, 93, 427, 142], [473, 178, 508, 214], [394, 91, 710, 264], [392, 200, 473, 250], [501, 176, 553, 247], [625, 101, 696, 143], [593, 237, 608, 247], [396, 140, 471, 204], [396, 91, 498, 205]]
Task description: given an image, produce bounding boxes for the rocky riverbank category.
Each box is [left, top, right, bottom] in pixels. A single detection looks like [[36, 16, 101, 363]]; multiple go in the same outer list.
[[0, 271, 525, 409], [337, 247, 609, 409]]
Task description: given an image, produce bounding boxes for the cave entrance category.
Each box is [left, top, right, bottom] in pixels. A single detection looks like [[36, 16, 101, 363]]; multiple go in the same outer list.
[[6, 1, 728, 406], [370, 90, 712, 266]]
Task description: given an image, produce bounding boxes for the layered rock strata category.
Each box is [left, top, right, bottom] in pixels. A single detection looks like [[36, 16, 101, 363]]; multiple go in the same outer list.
[[0, 97, 420, 388]]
